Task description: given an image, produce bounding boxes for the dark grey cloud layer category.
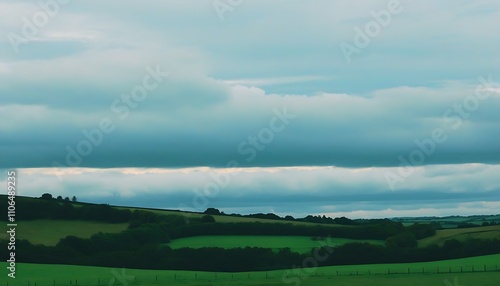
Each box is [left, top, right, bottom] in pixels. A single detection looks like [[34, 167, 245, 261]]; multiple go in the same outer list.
[[1, 1, 499, 169], [1, 82, 500, 168]]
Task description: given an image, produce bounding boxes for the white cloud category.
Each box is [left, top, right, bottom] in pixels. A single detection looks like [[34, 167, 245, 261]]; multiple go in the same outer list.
[[4, 164, 498, 218]]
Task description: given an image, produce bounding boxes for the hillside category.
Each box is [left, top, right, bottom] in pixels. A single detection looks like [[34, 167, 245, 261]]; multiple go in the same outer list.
[[2, 254, 500, 286], [419, 225, 500, 247], [0, 219, 128, 246]]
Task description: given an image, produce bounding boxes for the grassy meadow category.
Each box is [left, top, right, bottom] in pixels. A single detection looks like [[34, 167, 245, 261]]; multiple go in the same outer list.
[[0, 219, 128, 246], [3, 254, 500, 286], [117, 206, 347, 227], [167, 235, 384, 253], [419, 225, 500, 247]]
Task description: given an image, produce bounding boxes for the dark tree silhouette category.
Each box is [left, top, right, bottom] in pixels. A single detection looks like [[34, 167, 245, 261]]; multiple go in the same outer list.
[[200, 215, 216, 223], [41, 193, 53, 200]]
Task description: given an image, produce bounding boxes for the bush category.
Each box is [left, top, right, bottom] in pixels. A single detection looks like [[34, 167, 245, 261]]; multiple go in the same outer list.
[[200, 215, 216, 223]]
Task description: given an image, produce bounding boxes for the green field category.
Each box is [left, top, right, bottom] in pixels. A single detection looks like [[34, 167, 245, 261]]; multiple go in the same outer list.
[[3, 254, 500, 286], [117, 206, 347, 227], [395, 215, 500, 229], [419, 225, 500, 247], [0, 219, 128, 246], [167, 235, 384, 253]]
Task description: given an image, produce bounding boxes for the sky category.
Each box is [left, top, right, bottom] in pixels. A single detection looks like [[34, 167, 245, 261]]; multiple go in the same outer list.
[[0, 0, 499, 218]]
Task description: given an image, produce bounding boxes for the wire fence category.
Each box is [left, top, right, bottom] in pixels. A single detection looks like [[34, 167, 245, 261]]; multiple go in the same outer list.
[[6, 264, 500, 286]]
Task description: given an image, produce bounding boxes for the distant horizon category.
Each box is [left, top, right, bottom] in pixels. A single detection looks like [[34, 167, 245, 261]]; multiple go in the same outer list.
[[8, 192, 500, 220]]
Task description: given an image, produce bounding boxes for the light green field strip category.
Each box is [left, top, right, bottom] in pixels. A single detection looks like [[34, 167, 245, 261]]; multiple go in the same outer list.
[[2, 254, 500, 286], [167, 235, 384, 253], [418, 225, 500, 247]]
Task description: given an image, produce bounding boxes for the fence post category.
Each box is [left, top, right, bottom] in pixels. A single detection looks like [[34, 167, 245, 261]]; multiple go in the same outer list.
[[408, 268, 410, 274], [156, 275, 158, 281], [472, 266, 475, 272], [449, 267, 451, 273]]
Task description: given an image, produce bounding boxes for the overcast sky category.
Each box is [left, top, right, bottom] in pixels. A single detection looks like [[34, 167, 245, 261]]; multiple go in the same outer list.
[[1, 0, 499, 218]]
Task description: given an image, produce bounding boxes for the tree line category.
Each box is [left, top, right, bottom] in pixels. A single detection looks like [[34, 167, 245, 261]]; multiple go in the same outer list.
[[1, 235, 499, 272], [1, 195, 499, 272]]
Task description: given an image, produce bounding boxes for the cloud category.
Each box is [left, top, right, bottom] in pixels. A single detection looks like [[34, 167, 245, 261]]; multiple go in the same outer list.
[[1, 80, 500, 168], [0, 0, 499, 217], [3, 164, 499, 218]]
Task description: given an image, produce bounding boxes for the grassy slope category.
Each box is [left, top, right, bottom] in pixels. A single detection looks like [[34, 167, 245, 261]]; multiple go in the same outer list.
[[419, 225, 500, 247], [167, 235, 384, 253], [117, 206, 347, 226], [1, 195, 346, 247], [3, 254, 500, 286], [0, 219, 128, 246]]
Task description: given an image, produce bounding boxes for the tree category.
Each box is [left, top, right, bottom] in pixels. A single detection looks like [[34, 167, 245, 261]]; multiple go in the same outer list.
[[386, 231, 417, 248], [408, 223, 436, 239], [72, 196, 77, 202], [41, 193, 53, 200], [64, 197, 70, 202], [334, 216, 356, 225], [56, 195, 63, 201], [204, 208, 221, 215], [200, 215, 216, 223]]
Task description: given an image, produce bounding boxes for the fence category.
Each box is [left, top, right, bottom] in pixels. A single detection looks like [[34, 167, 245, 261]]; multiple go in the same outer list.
[[6, 264, 500, 286]]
